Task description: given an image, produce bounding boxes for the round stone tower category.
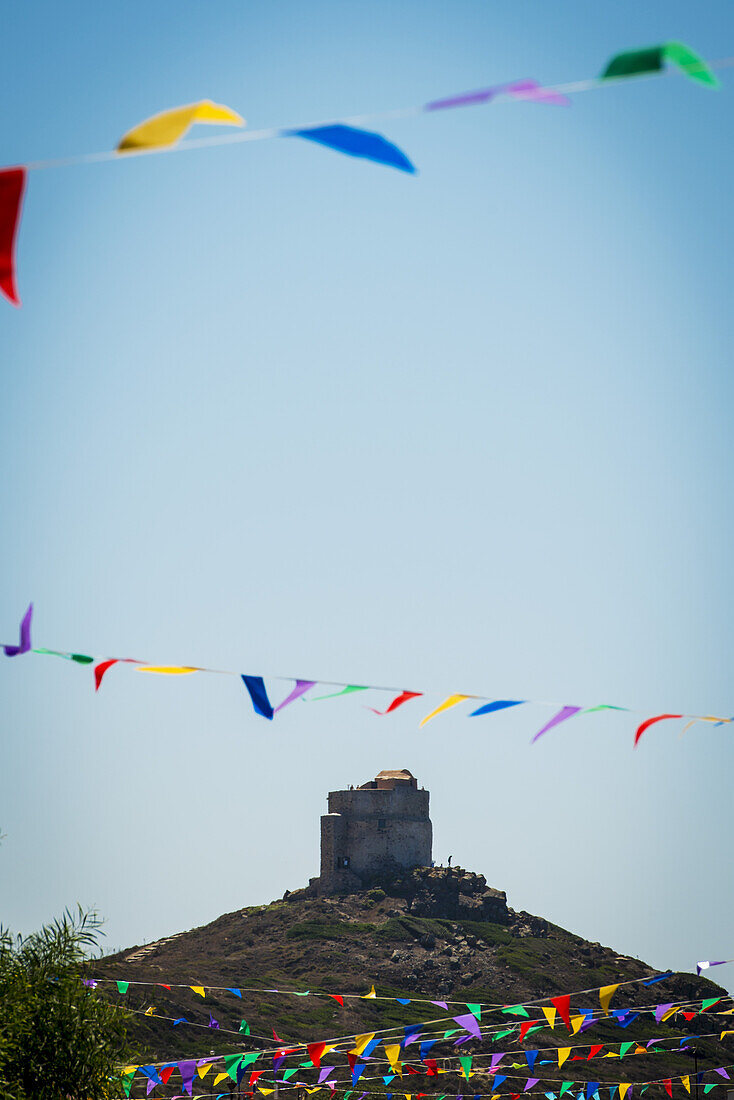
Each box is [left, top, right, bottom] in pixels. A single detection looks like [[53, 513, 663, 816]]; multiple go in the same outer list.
[[318, 769, 432, 891]]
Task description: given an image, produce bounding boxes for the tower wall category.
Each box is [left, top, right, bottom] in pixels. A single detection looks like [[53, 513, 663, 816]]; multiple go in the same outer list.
[[319, 772, 431, 888]]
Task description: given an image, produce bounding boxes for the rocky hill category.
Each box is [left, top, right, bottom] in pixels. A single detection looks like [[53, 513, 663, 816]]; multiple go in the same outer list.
[[95, 867, 732, 1094]]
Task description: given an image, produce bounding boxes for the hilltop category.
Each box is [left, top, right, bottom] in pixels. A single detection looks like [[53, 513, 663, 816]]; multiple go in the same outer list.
[[95, 865, 732, 1094]]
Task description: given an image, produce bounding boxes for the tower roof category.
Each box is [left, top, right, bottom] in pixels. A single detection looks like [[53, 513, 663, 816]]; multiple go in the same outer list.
[[375, 769, 414, 780]]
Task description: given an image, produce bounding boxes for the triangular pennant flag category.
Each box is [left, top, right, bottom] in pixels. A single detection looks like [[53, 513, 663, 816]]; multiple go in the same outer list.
[[519, 1020, 538, 1042], [116, 980, 129, 994], [227, 987, 242, 998], [559, 1084, 574, 1097], [288, 124, 416, 174], [179, 1061, 197, 1096], [351, 1034, 376, 1057], [526, 1052, 539, 1073], [309, 1044, 327, 1068], [469, 699, 524, 718], [467, 1003, 481, 1021], [239, 1019, 250, 1034], [453, 1013, 482, 1039], [0, 169, 26, 307], [362, 985, 377, 999], [3, 602, 32, 655], [94, 658, 119, 690], [619, 1043, 634, 1059], [655, 1003, 675, 1023], [634, 714, 682, 747], [702, 998, 723, 1011], [420, 694, 471, 726], [599, 985, 619, 1015], [681, 1079, 690, 1094], [525, 1081, 540, 1093], [276, 679, 316, 712], [542, 1007, 557, 1029], [587, 1046, 604, 1061], [117, 100, 244, 151], [504, 1004, 531, 1018], [559, 1050, 572, 1069], [312, 684, 369, 701], [571, 1015, 586, 1035], [371, 690, 423, 715], [385, 1045, 403, 1074], [459, 1057, 473, 1080], [198, 1063, 214, 1079], [329, 994, 344, 1006], [552, 996, 572, 1031], [662, 1082, 672, 1098], [241, 675, 274, 719], [190, 985, 206, 997], [586, 1084, 599, 1100], [532, 705, 582, 743]]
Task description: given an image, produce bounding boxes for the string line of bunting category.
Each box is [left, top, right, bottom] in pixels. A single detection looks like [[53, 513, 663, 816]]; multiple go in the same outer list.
[[112, 1050, 734, 1099], [114, 992, 734, 1056], [4, 605, 732, 746], [0, 41, 723, 307]]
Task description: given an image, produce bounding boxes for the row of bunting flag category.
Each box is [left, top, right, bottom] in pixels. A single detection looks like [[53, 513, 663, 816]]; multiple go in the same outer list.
[[3, 605, 732, 746], [0, 41, 723, 306], [85, 971, 734, 1094]]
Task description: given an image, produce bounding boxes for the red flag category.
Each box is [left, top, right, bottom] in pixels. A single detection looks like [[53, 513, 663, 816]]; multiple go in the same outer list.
[[587, 1045, 604, 1061], [663, 1081, 672, 1097], [424, 1060, 438, 1076], [308, 1043, 326, 1068], [160, 1067, 174, 1084], [158, 983, 171, 990], [250, 1071, 265, 1087], [552, 995, 572, 1031], [329, 994, 344, 1006], [519, 1020, 539, 1042], [405, 1066, 420, 1076], [370, 690, 423, 715], [272, 1028, 282, 1041], [94, 659, 119, 691], [347, 1054, 357, 1074], [0, 167, 26, 307], [634, 713, 682, 747]]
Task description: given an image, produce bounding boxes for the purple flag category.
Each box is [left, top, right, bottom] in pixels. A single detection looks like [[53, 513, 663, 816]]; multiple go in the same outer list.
[[697, 960, 728, 975], [208, 1013, 219, 1029], [319, 1068, 336, 1084], [453, 1012, 482, 1040], [431, 1000, 449, 1010], [425, 79, 569, 112], [655, 1003, 674, 1023], [178, 1061, 196, 1095], [3, 602, 32, 656], [275, 679, 316, 712], [525, 1080, 540, 1092], [491, 1054, 505, 1071], [531, 705, 582, 743]]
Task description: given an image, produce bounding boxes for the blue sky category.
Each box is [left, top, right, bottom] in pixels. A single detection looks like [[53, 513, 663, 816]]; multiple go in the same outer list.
[[2, 0, 733, 992]]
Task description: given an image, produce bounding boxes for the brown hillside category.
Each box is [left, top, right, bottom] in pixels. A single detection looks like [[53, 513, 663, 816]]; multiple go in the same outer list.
[[94, 867, 732, 1097]]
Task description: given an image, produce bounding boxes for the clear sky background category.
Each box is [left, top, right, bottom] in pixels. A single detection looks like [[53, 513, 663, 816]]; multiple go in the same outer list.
[[2, 0, 733, 992]]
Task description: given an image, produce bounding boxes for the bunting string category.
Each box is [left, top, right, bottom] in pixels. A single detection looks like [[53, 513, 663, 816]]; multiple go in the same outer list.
[[3, 605, 732, 746], [0, 44, 731, 307]]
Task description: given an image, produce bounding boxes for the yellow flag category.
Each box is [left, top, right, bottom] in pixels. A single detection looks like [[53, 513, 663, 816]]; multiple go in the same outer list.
[[351, 1033, 376, 1056], [362, 985, 377, 999], [558, 1048, 571, 1068], [661, 1006, 677, 1022], [144, 1005, 155, 1016], [190, 985, 206, 997], [259, 1089, 275, 1096], [117, 101, 244, 152], [137, 665, 198, 674], [214, 1073, 229, 1087], [634, 1046, 646, 1055], [619, 1086, 631, 1100], [385, 1044, 403, 1073], [420, 694, 471, 727], [542, 1006, 557, 1029], [198, 1064, 213, 1079], [681, 1077, 691, 1094], [570, 1014, 586, 1034], [123, 1066, 139, 1075], [604, 1052, 618, 1058], [599, 984, 619, 1015], [720, 1030, 734, 1039]]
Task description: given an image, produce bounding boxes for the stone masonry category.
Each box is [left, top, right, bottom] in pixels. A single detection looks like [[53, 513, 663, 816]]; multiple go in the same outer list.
[[316, 769, 432, 892]]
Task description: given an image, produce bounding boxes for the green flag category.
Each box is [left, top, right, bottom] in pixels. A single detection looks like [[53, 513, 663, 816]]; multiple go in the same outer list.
[[224, 1055, 243, 1081], [619, 1043, 634, 1060], [664, 42, 719, 87], [239, 1019, 250, 1035], [502, 1004, 530, 1017], [560, 1084, 574, 1097], [459, 1056, 472, 1079], [116, 980, 129, 994], [467, 1003, 481, 1020], [601, 41, 718, 87]]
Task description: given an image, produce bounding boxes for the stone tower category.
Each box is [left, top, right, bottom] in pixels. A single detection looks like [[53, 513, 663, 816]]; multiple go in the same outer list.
[[317, 769, 432, 892]]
